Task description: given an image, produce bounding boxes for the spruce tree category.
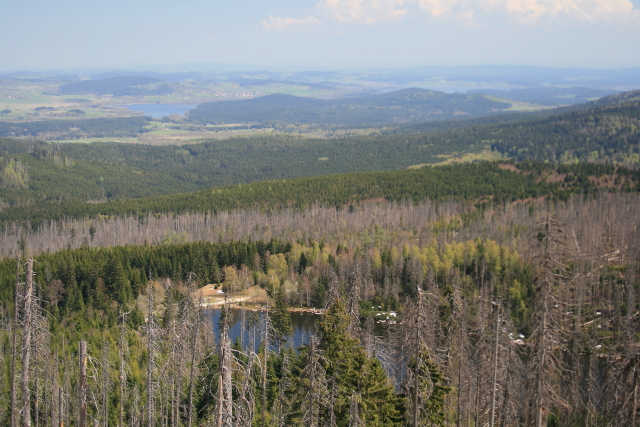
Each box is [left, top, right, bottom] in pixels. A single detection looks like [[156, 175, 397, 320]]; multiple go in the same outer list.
[[318, 300, 403, 427]]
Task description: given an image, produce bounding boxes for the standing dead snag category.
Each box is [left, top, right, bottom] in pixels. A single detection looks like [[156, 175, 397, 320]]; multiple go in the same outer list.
[[405, 288, 449, 427], [10, 258, 22, 427], [145, 277, 159, 427], [299, 335, 328, 427], [236, 311, 260, 427], [261, 302, 271, 427], [185, 275, 201, 427], [272, 350, 292, 427], [216, 300, 233, 427], [528, 214, 573, 427], [117, 312, 129, 427], [235, 347, 258, 427], [78, 341, 87, 427], [20, 259, 35, 427]]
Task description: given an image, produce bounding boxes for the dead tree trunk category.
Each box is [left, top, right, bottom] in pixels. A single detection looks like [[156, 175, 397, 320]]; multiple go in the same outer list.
[[78, 340, 87, 427], [10, 258, 22, 427], [186, 280, 201, 427], [412, 289, 421, 427], [490, 303, 500, 427], [118, 312, 128, 427], [101, 341, 110, 427], [216, 301, 233, 427], [146, 280, 157, 427], [262, 302, 269, 427], [21, 259, 34, 427]]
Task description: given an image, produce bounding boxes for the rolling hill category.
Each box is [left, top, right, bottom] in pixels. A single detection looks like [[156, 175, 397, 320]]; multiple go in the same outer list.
[[186, 88, 513, 125]]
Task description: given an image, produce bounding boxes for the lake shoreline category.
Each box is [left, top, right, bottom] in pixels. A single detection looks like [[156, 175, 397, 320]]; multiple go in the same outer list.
[[200, 301, 325, 315]]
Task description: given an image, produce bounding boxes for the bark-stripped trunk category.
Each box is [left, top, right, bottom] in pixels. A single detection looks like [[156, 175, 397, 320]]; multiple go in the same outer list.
[[535, 302, 547, 427], [216, 302, 233, 427], [10, 259, 21, 427], [147, 279, 157, 427], [78, 340, 87, 427], [102, 342, 109, 427], [490, 306, 500, 427], [21, 259, 34, 427], [186, 307, 200, 427], [119, 312, 128, 427], [262, 303, 269, 427]]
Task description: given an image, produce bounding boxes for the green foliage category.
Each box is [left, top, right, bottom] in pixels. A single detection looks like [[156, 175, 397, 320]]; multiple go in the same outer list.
[[405, 345, 450, 426], [318, 300, 404, 426], [5, 160, 635, 226], [0, 149, 194, 208], [0, 153, 29, 189], [271, 289, 293, 345]]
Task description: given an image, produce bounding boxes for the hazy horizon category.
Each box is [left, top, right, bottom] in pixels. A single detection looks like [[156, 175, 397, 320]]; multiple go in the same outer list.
[[2, 0, 639, 72]]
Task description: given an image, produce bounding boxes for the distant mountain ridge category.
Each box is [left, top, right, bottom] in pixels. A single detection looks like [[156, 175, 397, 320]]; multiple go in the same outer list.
[[186, 87, 512, 125], [58, 76, 173, 96]]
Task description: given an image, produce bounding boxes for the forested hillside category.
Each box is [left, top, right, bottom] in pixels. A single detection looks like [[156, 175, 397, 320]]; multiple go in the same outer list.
[[1, 161, 638, 227], [0, 190, 638, 426], [0, 141, 195, 207], [58, 76, 173, 96], [64, 90, 640, 190], [0, 88, 639, 427], [186, 88, 512, 125], [0, 117, 150, 140]]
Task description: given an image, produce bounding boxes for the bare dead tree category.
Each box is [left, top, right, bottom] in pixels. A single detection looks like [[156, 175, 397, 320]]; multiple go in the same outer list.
[[298, 335, 328, 427], [528, 214, 573, 427], [216, 300, 233, 427], [78, 340, 87, 427], [348, 393, 364, 427], [446, 285, 472, 427], [235, 348, 258, 427], [145, 278, 159, 427], [116, 312, 129, 427], [489, 302, 501, 427], [101, 340, 110, 427], [345, 265, 363, 336], [404, 287, 445, 427], [324, 269, 341, 311], [30, 289, 50, 427], [10, 258, 23, 427], [20, 259, 35, 427], [272, 350, 292, 427], [260, 302, 275, 427], [185, 274, 202, 427], [235, 310, 261, 427]]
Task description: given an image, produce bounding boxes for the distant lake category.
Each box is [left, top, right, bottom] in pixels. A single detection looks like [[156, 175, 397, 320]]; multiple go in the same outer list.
[[117, 103, 200, 118], [208, 308, 320, 352], [207, 307, 392, 353]]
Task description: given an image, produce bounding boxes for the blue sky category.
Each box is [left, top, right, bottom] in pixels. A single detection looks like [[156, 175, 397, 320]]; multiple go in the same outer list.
[[1, 0, 639, 71]]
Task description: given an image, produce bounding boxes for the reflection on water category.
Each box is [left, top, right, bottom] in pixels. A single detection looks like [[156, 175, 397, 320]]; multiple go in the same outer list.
[[207, 308, 321, 352]]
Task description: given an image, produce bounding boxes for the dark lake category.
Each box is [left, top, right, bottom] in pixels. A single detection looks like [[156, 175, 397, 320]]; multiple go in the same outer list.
[[118, 103, 200, 118], [207, 307, 393, 353], [207, 308, 321, 352]]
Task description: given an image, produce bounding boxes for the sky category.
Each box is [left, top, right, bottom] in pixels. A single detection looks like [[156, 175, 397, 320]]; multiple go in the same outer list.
[[1, 0, 640, 72]]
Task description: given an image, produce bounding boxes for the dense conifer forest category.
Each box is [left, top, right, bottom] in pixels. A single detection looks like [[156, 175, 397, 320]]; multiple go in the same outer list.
[[0, 89, 639, 426]]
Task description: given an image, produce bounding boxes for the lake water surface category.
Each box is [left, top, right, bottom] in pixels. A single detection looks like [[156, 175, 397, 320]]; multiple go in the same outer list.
[[118, 103, 200, 118], [207, 307, 392, 354], [208, 308, 320, 352]]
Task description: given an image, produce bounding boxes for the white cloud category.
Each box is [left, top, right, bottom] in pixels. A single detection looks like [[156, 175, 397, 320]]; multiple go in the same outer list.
[[261, 0, 638, 30], [316, 0, 408, 24], [260, 15, 322, 31], [417, 0, 639, 22]]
